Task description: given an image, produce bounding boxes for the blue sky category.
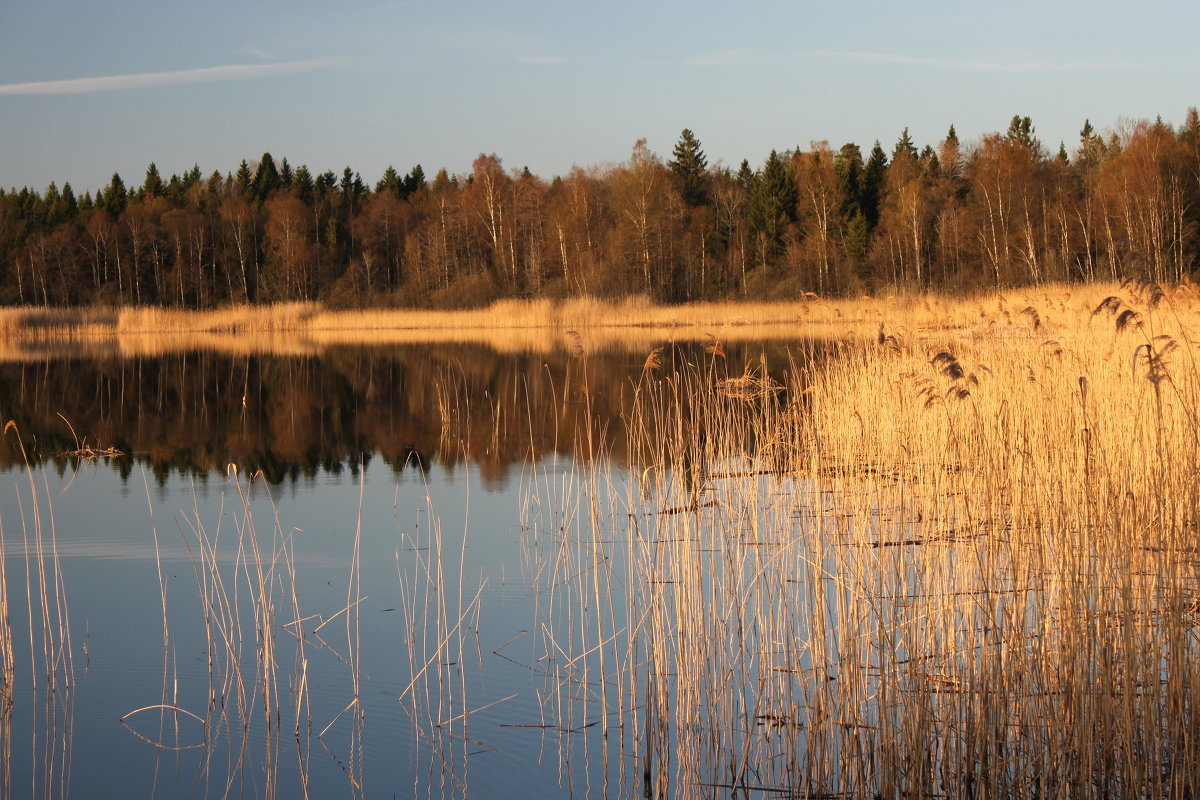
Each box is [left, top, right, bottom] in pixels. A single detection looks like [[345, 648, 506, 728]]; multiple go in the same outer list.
[[2, 0, 1196, 194]]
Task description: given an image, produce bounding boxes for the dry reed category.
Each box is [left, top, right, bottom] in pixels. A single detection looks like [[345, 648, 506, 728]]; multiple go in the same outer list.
[[518, 278, 1200, 797]]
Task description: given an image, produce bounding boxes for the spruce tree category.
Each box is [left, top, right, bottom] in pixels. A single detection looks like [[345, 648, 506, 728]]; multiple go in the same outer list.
[[736, 159, 754, 192], [862, 141, 887, 229], [405, 165, 427, 195], [835, 142, 864, 220], [668, 128, 709, 207], [253, 153, 281, 203], [748, 150, 797, 266], [235, 161, 254, 200], [100, 172, 127, 216], [142, 162, 164, 197], [893, 128, 918, 162], [293, 165, 315, 205], [377, 165, 403, 196], [1005, 115, 1041, 155]]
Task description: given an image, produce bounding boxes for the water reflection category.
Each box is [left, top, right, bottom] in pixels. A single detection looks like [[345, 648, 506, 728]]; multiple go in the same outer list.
[[0, 340, 820, 487]]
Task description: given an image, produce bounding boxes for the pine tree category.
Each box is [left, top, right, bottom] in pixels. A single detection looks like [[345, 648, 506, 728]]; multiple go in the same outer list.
[[253, 153, 281, 203], [235, 161, 254, 200], [405, 164, 427, 195], [668, 128, 709, 207], [893, 128, 918, 162], [747, 150, 797, 267], [835, 142, 864, 220], [377, 165, 403, 197], [736, 159, 754, 192], [862, 141, 888, 229], [1005, 115, 1041, 155], [100, 172, 127, 216], [293, 165, 315, 205], [142, 162, 164, 197]]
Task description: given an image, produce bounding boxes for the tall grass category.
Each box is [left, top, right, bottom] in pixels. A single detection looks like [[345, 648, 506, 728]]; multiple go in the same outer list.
[[521, 278, 1200, 797], [0, 422, 75, 799]]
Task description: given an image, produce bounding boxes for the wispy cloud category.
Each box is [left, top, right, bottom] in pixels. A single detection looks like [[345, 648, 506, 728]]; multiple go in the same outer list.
[[814, 50, 1130, 73], [518, 56, 568, 65], [0, 57, 345, 96]]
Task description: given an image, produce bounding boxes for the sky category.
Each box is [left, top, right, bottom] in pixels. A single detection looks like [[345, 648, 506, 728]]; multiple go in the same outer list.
[[2, 0, 1198, 195]]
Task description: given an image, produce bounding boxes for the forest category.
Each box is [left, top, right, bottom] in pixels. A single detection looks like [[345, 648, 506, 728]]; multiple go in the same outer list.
[[2, 110, 1199, 308]]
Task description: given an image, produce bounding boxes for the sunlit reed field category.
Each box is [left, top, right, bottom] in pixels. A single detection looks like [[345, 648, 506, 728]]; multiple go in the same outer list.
[[3, 278, 1200, 797], [519, 277, 1200, 797], [0, 282, 1164, 357]]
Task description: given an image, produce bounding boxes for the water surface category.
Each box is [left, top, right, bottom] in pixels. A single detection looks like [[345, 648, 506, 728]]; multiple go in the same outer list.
[[0, 338, 817, 798]]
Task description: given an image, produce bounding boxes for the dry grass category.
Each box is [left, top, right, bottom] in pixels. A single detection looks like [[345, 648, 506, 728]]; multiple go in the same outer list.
[[520, 277, 1200, 797], [0, 285, 1135, 359]]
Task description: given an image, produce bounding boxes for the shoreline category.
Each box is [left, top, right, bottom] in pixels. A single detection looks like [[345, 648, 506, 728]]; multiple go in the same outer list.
[[0, 281, 1169, 359]]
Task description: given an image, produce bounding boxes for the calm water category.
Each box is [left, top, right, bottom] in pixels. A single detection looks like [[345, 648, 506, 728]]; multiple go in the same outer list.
[[0, 340, 816, 798]]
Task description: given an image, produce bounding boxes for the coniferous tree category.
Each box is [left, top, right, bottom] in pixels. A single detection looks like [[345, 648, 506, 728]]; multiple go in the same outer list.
[[861, 142, 887, 229], [835, 143, 864, 220], [142, 162, 164, 198], [377, 166, 403, 197], [99, 173, 127, 216], [736, 159, 754, 192], [253, 153, 281, 204], [293, 165, 315, 205], [893, 128, 918, 162], [668, 128, 709, 207], [1005, 115, 1042, 156], [235, 161, 254, 201], [405, 165, 427, 195], [747, 150, 797, 267]]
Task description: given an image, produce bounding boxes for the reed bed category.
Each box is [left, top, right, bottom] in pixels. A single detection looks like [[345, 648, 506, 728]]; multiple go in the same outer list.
[[520, 278, 1200, 797], [0, 285, 1131, 360]]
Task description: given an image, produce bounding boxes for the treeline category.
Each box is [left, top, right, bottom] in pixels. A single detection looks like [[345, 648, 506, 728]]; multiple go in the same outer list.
[[3, 110, 1200, 308]]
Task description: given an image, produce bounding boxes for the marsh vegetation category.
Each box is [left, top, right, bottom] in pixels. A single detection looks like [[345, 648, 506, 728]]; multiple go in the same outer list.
[[1, 281, 1199, 797]]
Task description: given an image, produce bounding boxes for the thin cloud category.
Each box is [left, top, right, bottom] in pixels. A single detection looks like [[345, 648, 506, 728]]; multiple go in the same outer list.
[[0, 57, 345, 96], [518, 56, 568, 65], [814, 50, 1130, 73]]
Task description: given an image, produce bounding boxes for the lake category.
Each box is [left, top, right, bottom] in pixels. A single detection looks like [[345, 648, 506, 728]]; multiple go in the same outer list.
[[0, 337, 820, 799]]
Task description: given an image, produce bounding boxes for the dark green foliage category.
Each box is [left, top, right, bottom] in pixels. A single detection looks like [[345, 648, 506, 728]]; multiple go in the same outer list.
[[1005, 115, 1042, 155], [862, 141, 887, 229], [235, 161, 254, 200], [99, 173, 127, 216], [920, 144, 940, 176], [253, 153, 281, 203], [293, 165, 315, 205], [405, 164, 426, 195], [142, 162, 164, 198], [835, 143, 864, 221], [316, 170, 338, 195], [668, 128, 709, 207], [748, 150, 797, 266], [376, 165, 403, 197], [736, 159, 754, 192], [893, 128, 918, 162]]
